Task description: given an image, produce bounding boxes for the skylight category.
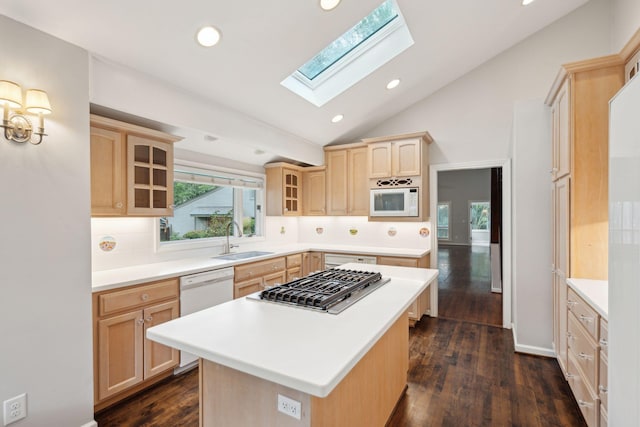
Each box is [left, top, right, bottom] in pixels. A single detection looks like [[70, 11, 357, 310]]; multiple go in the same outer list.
[[281, 0, 413, 107], [297, 1, 399, 80]]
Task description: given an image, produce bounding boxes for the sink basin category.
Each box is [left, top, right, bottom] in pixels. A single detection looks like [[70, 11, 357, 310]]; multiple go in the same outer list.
[[214, 251, 274, 261]]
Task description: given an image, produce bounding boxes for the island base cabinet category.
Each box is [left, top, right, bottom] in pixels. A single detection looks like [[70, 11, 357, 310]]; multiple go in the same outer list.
[[200, 313, 409, 426]]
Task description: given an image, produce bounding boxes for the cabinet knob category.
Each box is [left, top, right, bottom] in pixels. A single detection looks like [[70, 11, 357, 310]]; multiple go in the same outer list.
[[115, 202, 123, 208], [577, 400, 593, 408], [578, 352, 593, 361], [599, 338, 608, 347], [137, 318, 144, 325], [567, 300, 577, 308], [599, 385, 608, 394], [145, 316, 153, 322], [141, 293, 149, 301], [579, 314, 594, 323]]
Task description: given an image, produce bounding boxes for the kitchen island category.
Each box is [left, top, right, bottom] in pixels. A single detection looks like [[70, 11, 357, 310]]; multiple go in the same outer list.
[[147, 263, 438, 426]]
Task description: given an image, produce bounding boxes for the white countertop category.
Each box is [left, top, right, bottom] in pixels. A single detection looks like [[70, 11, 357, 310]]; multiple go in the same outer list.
[[567, 278, 608, 320], [92, 243, 430, 292], [146, 263, 438, 397]]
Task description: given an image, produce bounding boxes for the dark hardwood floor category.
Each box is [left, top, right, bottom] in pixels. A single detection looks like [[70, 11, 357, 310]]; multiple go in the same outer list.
[[96, 247, 584, 426], [438, 244, 503, 326]]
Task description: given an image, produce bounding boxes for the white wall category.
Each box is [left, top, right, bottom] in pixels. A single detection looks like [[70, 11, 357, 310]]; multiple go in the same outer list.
[[511, 99, 553, 355], [612, 0, 640, 51], [0, 16, 94, 427], [359, 0, 611, 353], [437, 169, 491, 245]]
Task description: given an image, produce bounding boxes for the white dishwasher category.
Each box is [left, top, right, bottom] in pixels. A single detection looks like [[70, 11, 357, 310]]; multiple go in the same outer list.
[[324, 253, 377, 269], [178, 267, 234, 370]]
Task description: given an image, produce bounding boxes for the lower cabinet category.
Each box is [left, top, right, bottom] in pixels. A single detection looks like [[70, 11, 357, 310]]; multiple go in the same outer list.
[[376, 254, 431, 326], [286, 253, 302, 282], [302, 251, 324, 276], [93, 278, 180, 410], [563, 285, 607, 427], [234, 257, 286, 298]]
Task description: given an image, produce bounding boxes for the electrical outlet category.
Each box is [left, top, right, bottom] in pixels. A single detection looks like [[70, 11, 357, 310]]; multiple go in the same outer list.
[[3, 393, 27, 426], [277, 394, 301, 420]]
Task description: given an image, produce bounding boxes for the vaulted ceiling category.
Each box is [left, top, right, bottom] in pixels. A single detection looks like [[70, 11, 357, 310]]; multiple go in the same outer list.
[[0, 0, 589, 165]]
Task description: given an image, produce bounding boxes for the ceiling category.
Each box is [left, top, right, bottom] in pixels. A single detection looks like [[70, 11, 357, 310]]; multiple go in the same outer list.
[[0, 0, 588, 166]]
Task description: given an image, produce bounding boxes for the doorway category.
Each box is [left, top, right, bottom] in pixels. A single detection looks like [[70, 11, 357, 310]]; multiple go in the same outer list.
[[429, 160, 511, 329]]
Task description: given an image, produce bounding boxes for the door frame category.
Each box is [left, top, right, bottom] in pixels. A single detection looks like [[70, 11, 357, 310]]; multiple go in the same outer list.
[[430, 159, 512, 329]]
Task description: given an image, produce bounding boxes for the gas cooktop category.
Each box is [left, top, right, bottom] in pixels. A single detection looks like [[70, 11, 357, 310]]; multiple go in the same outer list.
[[251, 269, 390, 314]]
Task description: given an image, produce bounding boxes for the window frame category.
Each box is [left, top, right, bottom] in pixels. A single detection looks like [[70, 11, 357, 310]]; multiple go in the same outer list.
[[155, 160, 266, 253], [437, 201, 451, 241]]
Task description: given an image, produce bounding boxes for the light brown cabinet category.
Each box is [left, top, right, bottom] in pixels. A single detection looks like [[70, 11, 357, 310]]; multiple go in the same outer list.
[[93, 278, 180, 410], [325, 143, 369, 216], [265, 163, 302, 216], [376, 254, 431, 326], [368, 138, 421, 178], [90, 115, 181, 217], [286, 253, 303, 282], [234, 257, 286, 298], [302, 166, 326, 216], [302, 251, 324, 276]]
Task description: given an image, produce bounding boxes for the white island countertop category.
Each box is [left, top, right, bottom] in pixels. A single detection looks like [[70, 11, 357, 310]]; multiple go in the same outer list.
[[146, 263, 438, 397], [92, 243, 430, 292], [567, 278, 608, 319]]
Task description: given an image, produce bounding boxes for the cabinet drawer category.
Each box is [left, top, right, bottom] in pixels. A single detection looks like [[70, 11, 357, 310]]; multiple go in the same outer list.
[[567, 314, 598, 393], [234, 277, 263, 299], [567, 353, 599, 427], [99, 279, 179, 316], [599, 351, 608, 410], [377, 256, 419, 267], [567, 288, 599, 340], [286, 253, 302, 268], [235, 257, 286, 282], [599, 318, 608, 357]]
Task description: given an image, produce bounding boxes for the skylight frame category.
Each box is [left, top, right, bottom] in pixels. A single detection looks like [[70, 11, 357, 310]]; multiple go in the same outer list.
[[281, 0, 414, 107]]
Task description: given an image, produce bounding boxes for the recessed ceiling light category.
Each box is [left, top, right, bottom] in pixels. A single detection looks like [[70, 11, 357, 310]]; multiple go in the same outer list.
[[521, 0, 535, 5], [254, 149, 266, 155], [331, 114, 344, 123], [319, 0, 341, 11], [196, 26, 221, 47], [386, 79, 400, 89]]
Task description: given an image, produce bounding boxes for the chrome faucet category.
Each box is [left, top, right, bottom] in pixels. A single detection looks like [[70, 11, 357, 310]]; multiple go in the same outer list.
[[222, 220, 243, 254]]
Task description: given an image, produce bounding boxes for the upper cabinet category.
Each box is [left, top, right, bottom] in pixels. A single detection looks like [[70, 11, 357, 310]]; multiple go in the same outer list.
[[302, 166, 326, 216], [325, 143, 369, 216], [90, 115, 181, 217], [367, 138, 421, 178], [265, 163, 302, 216]]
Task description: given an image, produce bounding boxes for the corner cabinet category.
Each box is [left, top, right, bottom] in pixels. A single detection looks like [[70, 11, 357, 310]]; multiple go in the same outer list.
[[265, 163, 302, 216], [92, 278, 180, 411], [90, 115, 181, 217], [324, 143, 369, 216]]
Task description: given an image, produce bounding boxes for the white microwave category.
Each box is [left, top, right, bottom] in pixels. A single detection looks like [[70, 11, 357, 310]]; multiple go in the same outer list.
[[370, 187, 419, 217]]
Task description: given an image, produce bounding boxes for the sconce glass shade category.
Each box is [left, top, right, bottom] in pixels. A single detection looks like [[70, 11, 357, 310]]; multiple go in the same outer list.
[[0, 80, 23, 108], [25, 89, 52, 115]]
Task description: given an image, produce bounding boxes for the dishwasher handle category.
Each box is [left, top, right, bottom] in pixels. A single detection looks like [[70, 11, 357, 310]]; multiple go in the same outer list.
[[180, 277, 232, 291]]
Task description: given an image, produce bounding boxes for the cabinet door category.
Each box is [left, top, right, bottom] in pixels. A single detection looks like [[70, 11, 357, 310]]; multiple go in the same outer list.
[[348, 147, 369, 215], [303, 170, 326, 215], [91, 126, 125, 216], [377, 256, 419, 267], [127, 135, 174, 216], [554, 176, 570, 374], [368, 142, 392, 178], [283, 168, 300, 215], [143, 300, 179, 379], [264, 271, 286, 288], [309, 252, 324, 272], [301, 252, 310, 276], [234, 277, 263, 298], [286, 267, 301, 282], [553, 80, 571, 180], [97, 310, 144, 401], [393, 139, 421, 176], [326, 150, 348, 215]]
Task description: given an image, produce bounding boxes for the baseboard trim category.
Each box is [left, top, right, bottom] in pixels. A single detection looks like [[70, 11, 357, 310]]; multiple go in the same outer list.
[[511, 323, 555, 357], [81, 421, 98, 427]]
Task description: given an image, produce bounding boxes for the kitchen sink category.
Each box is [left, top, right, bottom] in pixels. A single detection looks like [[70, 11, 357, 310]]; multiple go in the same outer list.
[[214, 251, 274, 261]]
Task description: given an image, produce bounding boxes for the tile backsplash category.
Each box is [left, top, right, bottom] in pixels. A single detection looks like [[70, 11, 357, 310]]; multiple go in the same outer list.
[[91, 216, 431, 271]]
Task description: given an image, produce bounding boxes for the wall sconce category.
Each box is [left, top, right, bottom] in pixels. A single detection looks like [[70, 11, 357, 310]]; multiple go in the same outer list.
[[0, 80, 52, 145]]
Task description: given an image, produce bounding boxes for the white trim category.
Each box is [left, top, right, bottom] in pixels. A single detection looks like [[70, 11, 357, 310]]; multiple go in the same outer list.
[[430, 159, 512, 328], [80, 421, 98, 427], [511, 323, 555, 357]]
